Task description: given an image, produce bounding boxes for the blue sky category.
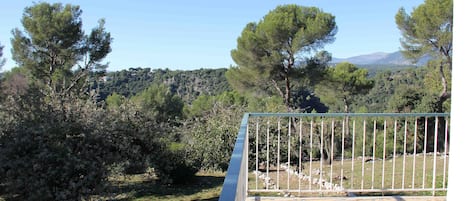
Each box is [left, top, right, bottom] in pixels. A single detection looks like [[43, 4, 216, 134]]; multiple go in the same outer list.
[[0, 0, 424, 72]]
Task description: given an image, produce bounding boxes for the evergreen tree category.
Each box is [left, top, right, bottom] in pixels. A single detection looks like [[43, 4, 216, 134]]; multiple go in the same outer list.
[[11, 2, 112, 99], [229, 4, 337, 111], [395, 0, 452, 112], [315, 62, 373, 164], [0, 42, 5, 69], [315, 62, 374, 113]]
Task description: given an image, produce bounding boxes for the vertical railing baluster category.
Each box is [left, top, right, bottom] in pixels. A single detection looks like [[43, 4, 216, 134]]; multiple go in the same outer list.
[[256, 119, 259, 190], [372, 120, 377, 189], [309, 120, 313, 190], [412, 117, 418, 189], [432, 116, 439, 196], [246, 121, 249, 194], [443, 117, 449, 189], [277, 120, 281, 190], [330, 119, 335, 186], [320, 119, 324, 191], [341, 118, 345, 187], [299, 118, 303, 193], [382, 120, 387, 189], [266, 121, 270, 190], [402, 119, 408, 189], [423, 117, 428, 189], [392, 119, 397, 189], [287, 117, 292, 191], [361, 119, 366, 190], [351, 120, 356, 189]]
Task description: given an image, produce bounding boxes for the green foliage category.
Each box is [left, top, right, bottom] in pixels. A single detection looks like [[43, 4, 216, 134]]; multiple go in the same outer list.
[[246, 95, 287, 113], [0, 68, 30, 101], [151, 142, 199, 184], [104, 99, 198, 183], [11, 2, 112, 97], [186, 95, 213, 117], [98, 68, 155, 98], [356, 65, 450, 114], [131, 83, 184, 122], [97, 68, 231, 103], [395, 0, 452, 112], [2, 6, 116, 199], [184, 91, 246, 170], [356, 67, 425, 113], [395, 0, 452, 61], [387, 85, 423, 113], [186, 103, 244, 171], [105, 92, 126, 108], [187, 91, 247, 118], [0, 42, 5, 69], [315, 62, 374, 113], [356, 64, 419, 77], [184, 91, 291, 172], [0, 91, 122, 200], [230, 4, 337, 109], [0, 42, 4, 99], [422, 60, 452, 112], [153, 68, 231, 103]]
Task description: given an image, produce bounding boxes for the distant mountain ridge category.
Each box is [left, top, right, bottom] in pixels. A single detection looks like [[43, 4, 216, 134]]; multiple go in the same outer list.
[[331, 51, 430, 66]]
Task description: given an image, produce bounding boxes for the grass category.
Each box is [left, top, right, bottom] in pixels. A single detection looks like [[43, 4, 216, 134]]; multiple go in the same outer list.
[[0, 171, 225, 201], [249, 154, 448, 197], [102, 171, 225, 201]]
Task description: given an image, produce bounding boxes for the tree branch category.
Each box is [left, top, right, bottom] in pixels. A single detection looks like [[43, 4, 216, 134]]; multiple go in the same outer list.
[[271, 79, 284, 99]]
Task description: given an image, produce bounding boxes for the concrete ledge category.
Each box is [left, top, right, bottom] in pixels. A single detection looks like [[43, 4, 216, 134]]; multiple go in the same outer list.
[[247, 196, 446, 201]]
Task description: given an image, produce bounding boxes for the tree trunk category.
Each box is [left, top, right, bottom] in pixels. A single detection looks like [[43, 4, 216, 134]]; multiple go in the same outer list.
[[284, 50, 294, 112], [321, 122, 334, 165], [343, 98, 349, 114], [436, 60, 450, 113], [324, 151, 332, 165], [285, 75, 292, 111]]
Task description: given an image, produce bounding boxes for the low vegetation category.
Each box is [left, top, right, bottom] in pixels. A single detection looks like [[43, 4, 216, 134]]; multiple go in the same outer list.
[[102, 171, 225, 201]]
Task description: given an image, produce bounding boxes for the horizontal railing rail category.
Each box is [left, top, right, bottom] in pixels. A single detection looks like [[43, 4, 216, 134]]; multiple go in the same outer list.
[[249, 113, 449, 117], [220, 113, 450, 200]]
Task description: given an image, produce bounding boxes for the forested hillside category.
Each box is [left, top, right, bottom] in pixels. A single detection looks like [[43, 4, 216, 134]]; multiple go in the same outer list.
[[96, 67, 231, 103], [356, 64, 418, 76]]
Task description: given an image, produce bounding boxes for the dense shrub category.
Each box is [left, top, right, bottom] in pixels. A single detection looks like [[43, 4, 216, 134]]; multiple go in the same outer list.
[[105, 98, 199, 184], [0, 94, 122, 200], [152, 143, 200, 184]]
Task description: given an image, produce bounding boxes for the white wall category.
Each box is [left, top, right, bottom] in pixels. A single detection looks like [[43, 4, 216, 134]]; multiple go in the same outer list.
[[447, 0, 468, 200]]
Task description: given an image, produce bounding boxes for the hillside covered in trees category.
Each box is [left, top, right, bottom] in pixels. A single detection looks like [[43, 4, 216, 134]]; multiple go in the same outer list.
[[94, 67, 231, 103], [89, 63, 446, 114]]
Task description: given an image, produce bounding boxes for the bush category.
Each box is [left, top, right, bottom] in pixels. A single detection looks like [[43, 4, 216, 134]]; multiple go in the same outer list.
[[0, 94, 122, 200], [0, 83, 196, 199], [152, 143, 200, 184], [106, 100, 198, 184]]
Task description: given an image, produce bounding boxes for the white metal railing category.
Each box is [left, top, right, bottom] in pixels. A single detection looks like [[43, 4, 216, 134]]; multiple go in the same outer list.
[[219, 113, 450, 200]]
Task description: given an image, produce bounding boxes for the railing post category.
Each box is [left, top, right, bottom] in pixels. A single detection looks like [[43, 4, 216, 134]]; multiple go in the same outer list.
[[219, 113, 250, 201]]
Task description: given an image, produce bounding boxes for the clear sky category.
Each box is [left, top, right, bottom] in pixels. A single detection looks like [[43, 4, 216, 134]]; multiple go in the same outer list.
[[0, 0, 424, 72]]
